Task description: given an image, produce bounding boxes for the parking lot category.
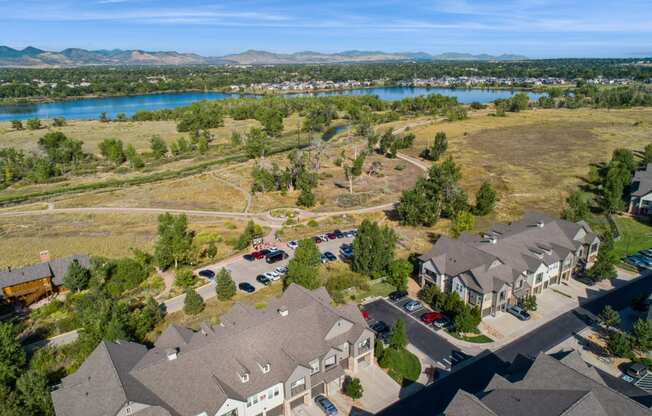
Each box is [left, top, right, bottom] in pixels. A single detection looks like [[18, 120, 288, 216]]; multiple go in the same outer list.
[[364, 297, 473, 371], [198, 235, 355, 291]]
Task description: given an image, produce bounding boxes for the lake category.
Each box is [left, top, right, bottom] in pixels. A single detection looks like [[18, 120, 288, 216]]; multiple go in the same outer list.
[[0, 87, 545, 122]]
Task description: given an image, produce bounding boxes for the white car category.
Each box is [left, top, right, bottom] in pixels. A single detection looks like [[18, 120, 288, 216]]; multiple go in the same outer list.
[[274, 266, 288, 275], [264, 271, 281, 281], [287, 240, 298, 250]]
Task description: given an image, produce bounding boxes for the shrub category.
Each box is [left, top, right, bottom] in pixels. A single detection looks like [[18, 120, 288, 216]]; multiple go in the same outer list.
[[607, 331, 633, 357], [216, 268, 236, 301], [175, 268, 196, 288], [343, 376, 363, 399]]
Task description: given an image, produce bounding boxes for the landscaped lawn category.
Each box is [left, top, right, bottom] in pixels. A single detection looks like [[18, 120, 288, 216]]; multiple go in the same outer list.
[[613, 216, 652, 259], [450, 332, 493, 344], [380, 347, 422, 386]]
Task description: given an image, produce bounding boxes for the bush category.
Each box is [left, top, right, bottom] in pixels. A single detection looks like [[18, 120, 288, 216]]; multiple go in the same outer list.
[[374, 338, 385, 361], [175, 268, 196, 288], [607, 331, 633, 357], [343, 376, 364, 399], [216, 268, 236, 301], [523, 295, 538, 311]]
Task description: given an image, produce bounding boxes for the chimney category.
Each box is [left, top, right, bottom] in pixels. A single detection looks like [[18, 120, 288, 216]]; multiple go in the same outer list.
[[165, 348, 178, 361], [278, 306, 289, 317], [536, 221, 544, 228], [40, 250, 50, 263]]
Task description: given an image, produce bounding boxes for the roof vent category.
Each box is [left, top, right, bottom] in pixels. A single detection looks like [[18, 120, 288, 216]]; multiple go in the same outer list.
[[239, 372, 250, 383], [278, 306, 289, 317], [535, 221, 544, 228], [165, 348, 178, 361]]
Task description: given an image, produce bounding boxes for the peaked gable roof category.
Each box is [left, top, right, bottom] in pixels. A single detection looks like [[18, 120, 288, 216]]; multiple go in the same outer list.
[[0, 254, 90, 290]]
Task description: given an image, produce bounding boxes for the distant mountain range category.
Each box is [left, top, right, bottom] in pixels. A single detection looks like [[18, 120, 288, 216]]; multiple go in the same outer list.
[[0, 46, 529, 67]]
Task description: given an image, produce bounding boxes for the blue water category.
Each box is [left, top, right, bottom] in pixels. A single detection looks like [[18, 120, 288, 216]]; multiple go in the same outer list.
[[0, 87, 545, 122]]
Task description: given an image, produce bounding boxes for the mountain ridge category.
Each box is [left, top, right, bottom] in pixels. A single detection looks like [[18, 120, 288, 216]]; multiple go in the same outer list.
[[0, 45, 529, 67]]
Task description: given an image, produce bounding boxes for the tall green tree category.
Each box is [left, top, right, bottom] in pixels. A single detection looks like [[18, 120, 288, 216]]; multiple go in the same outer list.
[[98, 138, 126, 166], [387, 259, 412, 291], [598, 305, 621, 329], [16, 369, 54, 416], [450, 210, 475, 238], [562, 190, 590, 222], [420, 131, 447, 161], [473, 181, 496, 216], [352, 220, 397, 278], [216, 268, 236, 301], [183, 287, 205, 315], [397, 179, 441, 226], [588, 231, 617, 281], [62, 260, 91, 292], [389, 319, 407, 350], [154, 213, 195, 270], [244, 127, 270, 159], [284, 239, 321, 290], [150, 135, 168, 159], [234, 220, 263, 250], [633, 318, 652, 352], [0, 322, 26, 386]]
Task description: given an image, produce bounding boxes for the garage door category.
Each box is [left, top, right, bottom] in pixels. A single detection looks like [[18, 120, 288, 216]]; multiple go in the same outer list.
[[311, 382, 325, 396], [290, 396, 305, 409], [267, 404, 284, 416]]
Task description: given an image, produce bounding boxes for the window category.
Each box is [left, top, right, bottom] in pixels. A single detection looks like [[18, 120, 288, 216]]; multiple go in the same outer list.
[[247, 394, 259, 408], [240, 372, 249, 383], [274, 386, 280, 397], [324, 355, 336, 370], [290, 378, 305, 389], [309, 359, 320, 375], [535, 273, 543, 284], [222, 410, 237, 416], [358, 338, 370, 352], [261, 363, 270, 374], [499, 292, 505, 302]]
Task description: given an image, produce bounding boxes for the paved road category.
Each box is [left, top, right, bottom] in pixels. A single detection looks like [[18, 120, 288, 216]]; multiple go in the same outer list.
[[365, 298, 470, 369], [377, 272, 652, 416]]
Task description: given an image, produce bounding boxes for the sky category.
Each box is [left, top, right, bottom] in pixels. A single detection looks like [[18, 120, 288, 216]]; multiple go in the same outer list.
[[1, 0, 651, 58]]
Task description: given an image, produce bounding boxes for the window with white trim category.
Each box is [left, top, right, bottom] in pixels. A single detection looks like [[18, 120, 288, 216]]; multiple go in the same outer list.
[[290, 378, 305, 389], [309, 359, 320, 375], [324, 355, 336, 370]]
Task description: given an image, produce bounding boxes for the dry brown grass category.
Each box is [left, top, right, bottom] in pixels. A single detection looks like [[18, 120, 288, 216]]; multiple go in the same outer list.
[[53, 172, 247, 212], [0, 213, 249, 268]]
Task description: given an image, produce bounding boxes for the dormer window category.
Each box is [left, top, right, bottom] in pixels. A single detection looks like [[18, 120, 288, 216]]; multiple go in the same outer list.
[[240, 372, 249, 383], [262, 363, 271, 374]]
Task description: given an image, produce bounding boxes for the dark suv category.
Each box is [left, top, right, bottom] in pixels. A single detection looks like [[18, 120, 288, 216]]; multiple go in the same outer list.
[[265, 250, 288, 264], [389, 290, 408, 302]]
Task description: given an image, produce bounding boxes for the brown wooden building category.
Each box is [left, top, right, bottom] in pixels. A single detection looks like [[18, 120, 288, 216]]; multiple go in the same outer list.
[[0, 254, 90, 305]]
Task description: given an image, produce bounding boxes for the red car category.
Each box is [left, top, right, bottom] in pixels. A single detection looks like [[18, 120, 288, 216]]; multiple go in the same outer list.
[[251, 251, 265, 260], [361, 310, 369, 320], [420, 311, 444, 324], [327, 232, 337, 240]]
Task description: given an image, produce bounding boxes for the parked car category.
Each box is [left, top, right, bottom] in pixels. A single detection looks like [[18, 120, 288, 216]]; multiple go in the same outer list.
[[574, 274, 596, 286], [266, 250, 288, 264], [263, 271, 280, 281], [640, 249, 652, 259], [238, 282, 256, 293], [256, 275, 271, 285], [433, 316, 452, 330], [633, 255, 652, 268], [287, 240, 298, 250], [334, 229, 344, 238], [324, 251, 337, 262], [359, 306, 369, 320], [625, 256, 649, 269], [314, 395, 338, 416], [371, 321, 390, 340], [420, 311, 444, 324], [243, 254, 256, 262], [252, 251, 265, 260], [507, 304, 531, 321], [404, 300, 422, 312], [344, 230, 355, 238], [259, 249, 272, 257], [626, 362, 648, 379], [389, 290, 408, 302], [327, 232, 338, 240], [198, 269, 215, 280], [274, 266, 288, 275], [314, 236, 324, 244]]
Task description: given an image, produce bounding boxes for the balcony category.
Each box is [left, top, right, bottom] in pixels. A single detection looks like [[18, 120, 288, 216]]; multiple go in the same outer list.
[[290, 384, 306, 397]]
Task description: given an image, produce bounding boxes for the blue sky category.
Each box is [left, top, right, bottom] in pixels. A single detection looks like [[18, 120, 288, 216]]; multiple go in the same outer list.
[[1, 0, 651, 58]]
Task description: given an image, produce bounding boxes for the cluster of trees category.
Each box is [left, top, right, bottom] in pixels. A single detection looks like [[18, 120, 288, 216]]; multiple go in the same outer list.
[[418, 284, 482, 334], [600, 148, 639, 213], [250, 150, 319, 207], [397, 156, 496, 231], [377, 129, 415, 158], [2, 60, 651, 101], [420, 132, 447, 161], [0, 131, 90, 188], [351, 220, 398, 279], [599, 305, 652, 359]]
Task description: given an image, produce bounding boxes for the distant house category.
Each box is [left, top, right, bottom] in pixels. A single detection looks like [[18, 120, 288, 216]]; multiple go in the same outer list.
[[0, 252, 90, 305], [629, 163, 652, 218], [51, 284, 375, 416], [417, 212, 599, 319], [444, 350, 652, 415]]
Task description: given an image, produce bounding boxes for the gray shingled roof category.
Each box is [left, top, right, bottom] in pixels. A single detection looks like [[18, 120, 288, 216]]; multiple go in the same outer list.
[[632, 164, 652, 197], [421, 213, 597, 295], [52, 284, 371, 416], [444, 350, 651, 416], [0, 254, 90, 290]]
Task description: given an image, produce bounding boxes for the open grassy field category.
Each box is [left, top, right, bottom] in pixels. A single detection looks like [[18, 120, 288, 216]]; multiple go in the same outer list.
[[53, 171, 247, 212], [0, 212, 250, 268], [391, 108, 652, 223]]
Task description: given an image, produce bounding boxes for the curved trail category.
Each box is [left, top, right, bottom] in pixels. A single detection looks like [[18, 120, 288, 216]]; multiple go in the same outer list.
[[0, 120, 433, 225]]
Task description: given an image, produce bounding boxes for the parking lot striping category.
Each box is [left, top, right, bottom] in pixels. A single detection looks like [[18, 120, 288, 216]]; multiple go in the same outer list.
[[383, 297, 444, 336]]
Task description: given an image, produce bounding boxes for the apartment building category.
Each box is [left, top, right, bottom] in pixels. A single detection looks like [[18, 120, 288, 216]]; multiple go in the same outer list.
[[417, 212, 600, 318], [51, 284, 375, 416], [629, 163, 652, 219]]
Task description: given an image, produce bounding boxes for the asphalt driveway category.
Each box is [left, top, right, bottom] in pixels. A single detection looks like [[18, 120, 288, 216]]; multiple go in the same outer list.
[[364, 298, 472, 370]]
